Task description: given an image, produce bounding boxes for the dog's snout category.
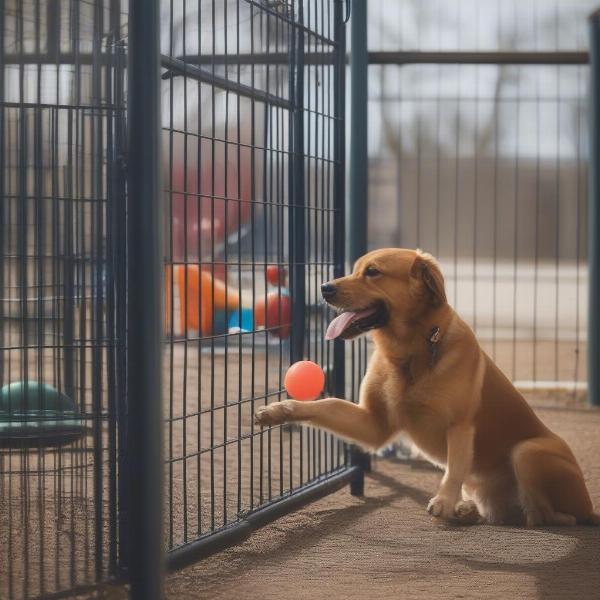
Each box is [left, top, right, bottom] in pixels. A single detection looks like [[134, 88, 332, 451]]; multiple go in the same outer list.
[[321, 282, 337, 300]]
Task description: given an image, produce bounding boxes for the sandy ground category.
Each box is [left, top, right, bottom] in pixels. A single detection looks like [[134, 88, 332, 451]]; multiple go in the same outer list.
[[164, 402, 600, 600]]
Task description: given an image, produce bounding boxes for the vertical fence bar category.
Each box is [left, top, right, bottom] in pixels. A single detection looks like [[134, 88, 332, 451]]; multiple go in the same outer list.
[[0, 0, 4, 388], [348, 0, 368, 265], [589, 10, 600, 407], [114, 40, 130, 585], [290, 4, 306, 364], [107, 1, 124, 578], [91, 1, 105, 578], [348, 0, 370, 494], [126, 0, 165, 597], [333, 1, 346, 400]]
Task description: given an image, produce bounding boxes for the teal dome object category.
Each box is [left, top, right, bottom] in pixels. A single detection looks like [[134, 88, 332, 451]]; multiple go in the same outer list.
[[0, 381, 86, 448]]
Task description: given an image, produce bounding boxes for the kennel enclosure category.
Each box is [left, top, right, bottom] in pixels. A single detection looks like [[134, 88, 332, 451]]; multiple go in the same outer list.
[[2, 0, 600, 598], [1, 1, 359, 598]]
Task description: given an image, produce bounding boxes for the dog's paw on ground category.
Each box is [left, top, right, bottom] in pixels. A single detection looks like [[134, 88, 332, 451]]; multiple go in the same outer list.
[[254, 401, 294, 427], [428, 496, 481, 524], [454, 500, 480, 525], [427, 495, 456, 519]]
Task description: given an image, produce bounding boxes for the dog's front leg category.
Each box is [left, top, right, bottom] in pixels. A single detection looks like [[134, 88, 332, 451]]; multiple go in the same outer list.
[[428, 423, 475, 520], [254, 398, 393, 450]]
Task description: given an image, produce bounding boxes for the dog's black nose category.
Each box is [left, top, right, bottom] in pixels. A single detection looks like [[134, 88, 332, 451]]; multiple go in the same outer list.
[[321, 282, 337, 300]]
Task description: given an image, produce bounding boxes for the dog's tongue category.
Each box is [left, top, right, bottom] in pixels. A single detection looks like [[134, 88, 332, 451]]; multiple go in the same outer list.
[[325, 307, 377, 340]]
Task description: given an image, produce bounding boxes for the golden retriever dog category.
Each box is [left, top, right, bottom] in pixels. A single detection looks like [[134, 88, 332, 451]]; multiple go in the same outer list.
[[255, 248, 599, 526]]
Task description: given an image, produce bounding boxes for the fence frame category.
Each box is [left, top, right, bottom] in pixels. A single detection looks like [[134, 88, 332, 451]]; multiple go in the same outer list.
[[363, 21, 595, 406], [0, 2, 363, 597], [124, 0, 165, 597], [0, 1, 125, 597], [160, 0, 364, 571], [589, 10, 600, 407]]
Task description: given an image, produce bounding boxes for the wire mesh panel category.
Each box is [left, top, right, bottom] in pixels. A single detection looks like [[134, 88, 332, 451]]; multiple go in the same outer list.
[[161, 0, 350, 559], [2, 0, 353, 594], [366, 0, 591, 399], [0, 1, 125, 597]]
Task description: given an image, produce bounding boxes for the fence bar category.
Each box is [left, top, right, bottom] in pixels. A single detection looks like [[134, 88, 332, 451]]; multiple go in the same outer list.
[[348, 0, 368, 265], [367, 50, 589, 65], [160, 54, 292, 109], [348, 0, 370, 494], [0, 0, 5, 391], [333, 0, 347, 403], [589, 11, 600, 406], [126, 0, 165, 596], [289, 5, 306, 364], [166, 467, 361, 571], [4, 50, 589, 67]]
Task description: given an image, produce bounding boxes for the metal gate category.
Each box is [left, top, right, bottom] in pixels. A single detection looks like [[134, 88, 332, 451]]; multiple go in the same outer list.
[[0, 1, 125, 597], [1, 1, 357, 598], [158, 0, 358, 570]]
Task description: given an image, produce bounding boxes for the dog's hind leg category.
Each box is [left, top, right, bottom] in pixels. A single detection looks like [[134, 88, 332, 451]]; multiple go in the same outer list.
[[463, 476, 523, 525], [512, 437, 595, 527]]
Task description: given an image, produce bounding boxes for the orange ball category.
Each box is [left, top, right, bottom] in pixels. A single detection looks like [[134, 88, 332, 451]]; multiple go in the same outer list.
[[284, 361, 325, 401]]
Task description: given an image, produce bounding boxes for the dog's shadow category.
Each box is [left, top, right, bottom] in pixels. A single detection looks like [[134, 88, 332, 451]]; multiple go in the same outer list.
[[236, 473, 430, 564], [168, 465, 599, 599], [168, 469, 429, 587], [372, 467, 600, 597], [448, 525, 600, 598]]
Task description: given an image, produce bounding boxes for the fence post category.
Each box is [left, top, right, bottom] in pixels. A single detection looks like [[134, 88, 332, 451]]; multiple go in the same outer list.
[[126, 0, 164, 597], [289, 3, 306, 364], [333, 1, 347, 403], [349, 0, 368, 265], [0, 5, 4, 385], [589, 10, 600, 407], [348, 0, 371, 494]]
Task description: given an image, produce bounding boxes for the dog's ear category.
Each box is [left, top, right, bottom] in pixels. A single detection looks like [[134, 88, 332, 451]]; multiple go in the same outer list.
[[410, 250, 447, 307]]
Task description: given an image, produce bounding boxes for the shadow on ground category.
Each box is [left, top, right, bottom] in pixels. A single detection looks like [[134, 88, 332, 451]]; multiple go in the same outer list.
[[165, 405, 600, 600]]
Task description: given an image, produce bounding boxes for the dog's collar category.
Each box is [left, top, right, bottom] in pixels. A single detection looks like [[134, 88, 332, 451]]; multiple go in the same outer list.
[[398, 326, 441, 383], [428, 326, 441, 366]]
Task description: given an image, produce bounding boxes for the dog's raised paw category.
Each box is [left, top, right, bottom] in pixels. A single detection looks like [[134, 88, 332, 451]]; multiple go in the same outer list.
[[454, 500, 480, 525], [254, 401, 294, 427]]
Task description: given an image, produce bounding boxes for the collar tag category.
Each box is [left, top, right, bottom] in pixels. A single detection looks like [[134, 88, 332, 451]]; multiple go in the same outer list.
[[428, 326, 440, 366]]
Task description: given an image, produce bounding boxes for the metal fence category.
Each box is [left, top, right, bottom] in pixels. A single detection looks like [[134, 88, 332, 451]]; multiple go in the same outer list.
[[160, 0, 357, 568], [1, 1, 124, 597], [364, 0, 594, 400], [3, 1, 599, 598], [1, 0, 356, 598]]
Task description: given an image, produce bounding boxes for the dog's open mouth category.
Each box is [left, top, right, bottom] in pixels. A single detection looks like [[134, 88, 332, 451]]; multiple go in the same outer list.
[[325, 302, 388, 340]]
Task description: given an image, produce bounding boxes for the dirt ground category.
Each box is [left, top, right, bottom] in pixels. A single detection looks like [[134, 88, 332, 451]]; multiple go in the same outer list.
[[164, 402, 600, 600], [0, 338, 596, 599]]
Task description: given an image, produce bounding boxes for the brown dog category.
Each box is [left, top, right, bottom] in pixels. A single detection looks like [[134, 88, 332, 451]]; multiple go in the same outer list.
[[255, 248, 599, 526]]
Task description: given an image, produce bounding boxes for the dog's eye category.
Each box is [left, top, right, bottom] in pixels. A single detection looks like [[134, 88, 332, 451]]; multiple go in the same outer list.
[[364, 266, 381, 278]]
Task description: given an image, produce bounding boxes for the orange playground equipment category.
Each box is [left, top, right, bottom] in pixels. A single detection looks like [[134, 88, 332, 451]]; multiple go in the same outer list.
[[165, 265, 240, 335]]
